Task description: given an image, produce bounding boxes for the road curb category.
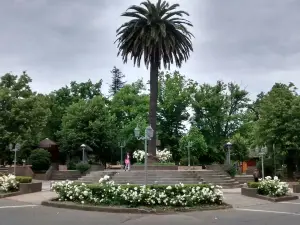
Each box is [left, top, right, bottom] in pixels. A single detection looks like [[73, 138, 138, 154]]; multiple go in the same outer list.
[[41, 199, 232, 214]]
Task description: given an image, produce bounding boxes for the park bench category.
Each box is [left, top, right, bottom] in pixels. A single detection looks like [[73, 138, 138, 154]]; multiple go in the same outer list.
[[293, 171, 300, 180]]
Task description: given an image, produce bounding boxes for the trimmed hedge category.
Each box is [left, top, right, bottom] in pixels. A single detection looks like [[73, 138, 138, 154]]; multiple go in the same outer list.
[[76, 162, 91, 174], [16, 176, 32, 183], [247, 182, 260, 189], [87, 183, 213, 194]]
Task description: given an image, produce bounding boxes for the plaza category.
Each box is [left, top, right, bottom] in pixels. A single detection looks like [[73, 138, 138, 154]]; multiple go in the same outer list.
[[1, 183, 300, 225]]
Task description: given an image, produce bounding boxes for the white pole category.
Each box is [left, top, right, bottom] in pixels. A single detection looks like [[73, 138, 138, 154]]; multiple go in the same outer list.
[[188, 145, 190, 167], [228, 148, 231, 165], [262, 154, 265, 179], [14, 150, 17, 175], [82, 148, 84, 162], [144, 136, 148, 185]]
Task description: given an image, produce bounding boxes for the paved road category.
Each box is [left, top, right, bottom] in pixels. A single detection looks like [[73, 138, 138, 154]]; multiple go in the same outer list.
[[1, 192, 300, 225]]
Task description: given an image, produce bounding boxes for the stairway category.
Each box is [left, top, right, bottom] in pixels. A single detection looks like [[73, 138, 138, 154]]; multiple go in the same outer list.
[[0, 167, 8, 174], [51, 170, 82, 180], [78, 171, 118, 183], [78, 170, 240, 188]]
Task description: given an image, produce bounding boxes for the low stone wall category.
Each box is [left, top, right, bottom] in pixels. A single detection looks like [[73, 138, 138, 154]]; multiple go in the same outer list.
[[241, 187, 257, 197], [241, 187, 299, 202], [51, 170, 82, 180], [34, 173, 47, 180], [89, 165, 104, 171], [131, 165, 178, 170], [7, 166, 34, 177], [0, 182, 42, 199], [235, 175, 253, 184], [19, 182, 42, 194], [293, 184, 300, 193], [178, 166, 206, 171]]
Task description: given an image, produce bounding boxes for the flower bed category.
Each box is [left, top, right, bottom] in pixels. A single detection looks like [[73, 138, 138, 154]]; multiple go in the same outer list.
[[133, 148, 172, 163], [257, 176, 289, 197], [0, 174, 40, 197], [0, 174, 19, 193], [51, 176, 224, 208]]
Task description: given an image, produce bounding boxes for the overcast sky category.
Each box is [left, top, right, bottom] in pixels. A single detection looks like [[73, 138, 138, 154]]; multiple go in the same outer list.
[[1, 0, 300, 98]]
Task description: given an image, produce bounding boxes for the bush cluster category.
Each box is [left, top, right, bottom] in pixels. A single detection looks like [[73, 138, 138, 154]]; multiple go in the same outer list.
[[51, 177, 224, 207], [29, 149, 51, 171], [247, 182, 260, 189], [257, 176, 289, 197], [76, 162, 91, 174]]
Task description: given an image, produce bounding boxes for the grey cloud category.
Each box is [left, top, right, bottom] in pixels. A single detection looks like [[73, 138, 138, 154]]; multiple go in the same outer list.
[[0, 0, 300, 96]]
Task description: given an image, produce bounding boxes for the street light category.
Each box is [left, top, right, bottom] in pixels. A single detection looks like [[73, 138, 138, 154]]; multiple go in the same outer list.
[[81, 144, 86, 163], [187, 141, 193, 167], [118, 141, 126, 165], [9, 143, 21, 175], [225, 142, 232, 165], [134, 125, 154, 185], [256, 146, 267, 179]]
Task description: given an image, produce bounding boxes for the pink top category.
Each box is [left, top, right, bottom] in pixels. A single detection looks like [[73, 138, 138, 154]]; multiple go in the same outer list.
[[125, 154, 130, 164]]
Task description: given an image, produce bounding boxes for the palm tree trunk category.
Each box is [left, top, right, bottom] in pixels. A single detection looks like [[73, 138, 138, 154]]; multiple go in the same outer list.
[[148, 62, 159, 156]]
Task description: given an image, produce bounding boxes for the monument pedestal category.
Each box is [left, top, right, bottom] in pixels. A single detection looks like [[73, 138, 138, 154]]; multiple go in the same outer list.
[[132, 154, 178, 170], [147, 154, 159, 164]]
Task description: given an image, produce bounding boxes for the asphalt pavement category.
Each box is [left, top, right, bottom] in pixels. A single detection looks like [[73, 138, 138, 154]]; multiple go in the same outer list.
[[1, 187, 300, 225]]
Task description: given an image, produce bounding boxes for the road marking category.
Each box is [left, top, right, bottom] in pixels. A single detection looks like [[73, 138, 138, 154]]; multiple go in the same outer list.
[[280, 202, 300, 205], [235, 208, 300, 216], [0, 205, 38, 209]]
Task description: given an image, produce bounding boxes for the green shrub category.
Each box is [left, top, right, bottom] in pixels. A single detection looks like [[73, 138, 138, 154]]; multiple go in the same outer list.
[[16, 176, 32, 183], [76, 162, 91, 174], [225, 165, 237, 177], [247, 182, 260, 189], [180, 156, 199, 166], [29, 149, 51, 171], [84, 183, 221, 206], [67, 160, 77, 170]]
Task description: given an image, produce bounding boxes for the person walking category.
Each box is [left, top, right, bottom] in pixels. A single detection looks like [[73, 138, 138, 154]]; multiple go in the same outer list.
[[124, 152, 131, 171], [253, 168, 260, 182]]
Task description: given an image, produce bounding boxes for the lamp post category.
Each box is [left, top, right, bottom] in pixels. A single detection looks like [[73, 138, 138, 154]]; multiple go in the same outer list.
[[187, 141, 193, 167], [80, 144, 86, 163], [134, 125, 154, 185], [256, 146, 267, 179], [9, 143, 21, 175], [225, 142, 232, 165], [118, 141, 126, 165]]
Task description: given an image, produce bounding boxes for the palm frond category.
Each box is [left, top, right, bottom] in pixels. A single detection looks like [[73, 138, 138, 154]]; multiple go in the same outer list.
[[115, 0, 193, 69]]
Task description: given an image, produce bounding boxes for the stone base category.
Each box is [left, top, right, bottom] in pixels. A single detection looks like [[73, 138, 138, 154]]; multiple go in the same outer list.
[[293, 184, 300, 193], [147, 154, 160, 164], [131, 165, 178, 170], [241, 187, 299, 202], [256, 194, 298, 202], [19, 182, 42, 194], [241, 187, 257, 197]]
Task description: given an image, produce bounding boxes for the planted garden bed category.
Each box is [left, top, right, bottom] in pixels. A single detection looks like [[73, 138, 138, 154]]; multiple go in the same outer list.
[[0, 174, 42, 198], [241, 177, 298, 202], [293, 184, 300, 193], [46, 176, 229, 213]]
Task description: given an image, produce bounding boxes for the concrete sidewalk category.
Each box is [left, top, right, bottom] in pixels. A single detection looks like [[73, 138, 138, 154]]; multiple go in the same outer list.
[[5, 191, 57, 204]]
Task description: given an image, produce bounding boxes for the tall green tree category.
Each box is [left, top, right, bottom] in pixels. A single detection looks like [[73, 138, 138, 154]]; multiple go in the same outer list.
[[109, 80, 148, 152], [0, 72, 50, 163], [179, 126, 207, 161], [46, 79, 103, 140], [192, 81, 250, 162], [109, 66, 126, 96], [255, 83, 300, 150], [58, 96, 117, 164], [115, 0, 194, 155], [157, 71, 196, 161]]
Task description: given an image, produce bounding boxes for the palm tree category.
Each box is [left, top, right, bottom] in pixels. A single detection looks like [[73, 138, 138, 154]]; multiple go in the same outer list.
[[115, 0, 193, 156]]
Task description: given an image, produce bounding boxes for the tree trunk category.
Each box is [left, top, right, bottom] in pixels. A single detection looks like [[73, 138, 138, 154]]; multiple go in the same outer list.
[[148, 62, 159, 156]]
